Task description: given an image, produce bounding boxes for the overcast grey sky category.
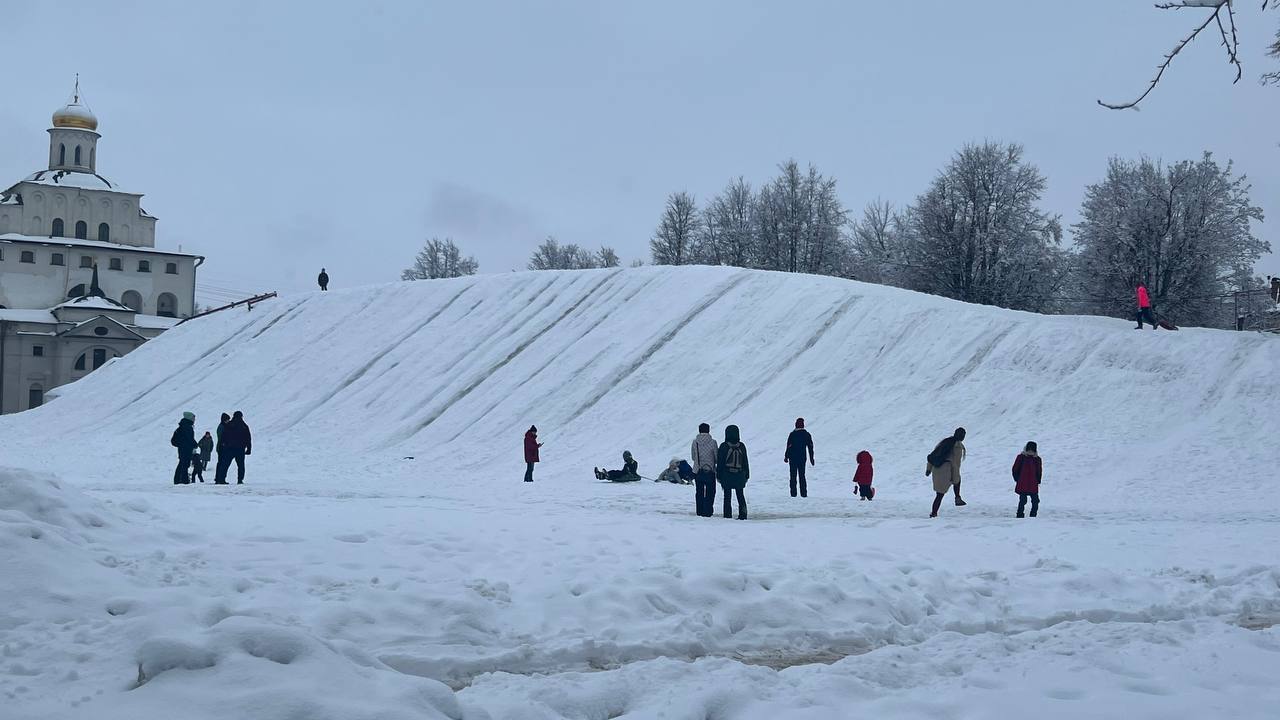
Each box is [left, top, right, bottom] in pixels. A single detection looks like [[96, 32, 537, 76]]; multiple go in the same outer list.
[[2, 1, 1277, 301]]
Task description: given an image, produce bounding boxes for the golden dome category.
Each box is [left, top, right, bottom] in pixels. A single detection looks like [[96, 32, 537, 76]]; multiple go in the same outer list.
[[52, 77, 98, 131]]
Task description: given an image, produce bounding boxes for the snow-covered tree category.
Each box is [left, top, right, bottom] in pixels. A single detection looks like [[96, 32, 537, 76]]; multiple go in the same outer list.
[[898, 142, 1065, 312], [401, 237, 478, 280], [1072, 153, 1267, 326], [527, 237, 601, 270], [650, 192, 701, 266], [596, 246, 621, 268], [750, 161, 848, 274]]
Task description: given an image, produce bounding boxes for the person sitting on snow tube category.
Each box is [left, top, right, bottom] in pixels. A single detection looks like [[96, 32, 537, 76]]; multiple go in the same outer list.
[[596, 451, 640, 481], [656, 458, 694, 484]]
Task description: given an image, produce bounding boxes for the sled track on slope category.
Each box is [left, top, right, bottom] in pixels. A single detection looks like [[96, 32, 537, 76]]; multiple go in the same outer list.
[[729, 293, 860, 415], [444, 273, 655, 442], [114, 297, 297, 423], [567, 272, 750, 423], [400, 270, 624, 442], [273, 286, 474, 429], [938, 324, 1015, 389]]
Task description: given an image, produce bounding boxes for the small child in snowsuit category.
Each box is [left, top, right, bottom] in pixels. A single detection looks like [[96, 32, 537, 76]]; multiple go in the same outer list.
[[190, 449, 206, 483], [853, 450, 875, 500], [1012, 441, 1042, 517]]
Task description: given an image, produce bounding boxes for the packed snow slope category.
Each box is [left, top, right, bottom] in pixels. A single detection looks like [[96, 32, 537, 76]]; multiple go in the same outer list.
[[3, 266, 1280, 720], [6, 265, 1278, 498]]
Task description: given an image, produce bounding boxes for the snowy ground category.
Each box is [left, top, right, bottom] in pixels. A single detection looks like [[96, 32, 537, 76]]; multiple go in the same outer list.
[[2, 267, 1278, 719]]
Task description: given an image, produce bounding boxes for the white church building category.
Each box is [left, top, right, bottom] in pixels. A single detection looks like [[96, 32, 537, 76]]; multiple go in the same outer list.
[[0, 82, 201, 413]]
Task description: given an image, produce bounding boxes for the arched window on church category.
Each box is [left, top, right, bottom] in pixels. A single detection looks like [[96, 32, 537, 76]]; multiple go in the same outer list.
[[90, 147, 95, 168], [74, 146, 82, 165], [157, 292, 178, 318], [51, 218, 64, 237], [75, 221, 87, 239], [121, 290, 143, 312], [58, 144, 66, 166], [98, 223, 110, 242]]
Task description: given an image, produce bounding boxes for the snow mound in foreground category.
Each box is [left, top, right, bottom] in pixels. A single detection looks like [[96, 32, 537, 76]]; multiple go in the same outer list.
[[0, 468, 464, 720]]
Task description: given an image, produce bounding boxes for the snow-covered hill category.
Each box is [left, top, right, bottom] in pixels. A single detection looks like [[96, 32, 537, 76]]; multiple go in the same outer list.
[[2, 266, 1278, 719], [7, 265, 1278, 499]]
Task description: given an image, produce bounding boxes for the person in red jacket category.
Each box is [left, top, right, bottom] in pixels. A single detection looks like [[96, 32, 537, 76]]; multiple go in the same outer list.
[[1135, 283, 1157, 330], [523, 425, 543, 482], [852, 450, 875, 500], [1012, 441, 1042, 517]]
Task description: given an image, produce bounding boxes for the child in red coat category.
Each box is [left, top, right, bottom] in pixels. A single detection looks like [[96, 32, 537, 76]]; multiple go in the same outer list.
[[853, 450, 875, 500], [1012, 441, 1042, 517]]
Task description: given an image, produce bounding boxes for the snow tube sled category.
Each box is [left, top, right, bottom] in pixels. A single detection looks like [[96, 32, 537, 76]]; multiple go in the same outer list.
[[595, 468, 641, 482], [1157, 319, 1179, 331]]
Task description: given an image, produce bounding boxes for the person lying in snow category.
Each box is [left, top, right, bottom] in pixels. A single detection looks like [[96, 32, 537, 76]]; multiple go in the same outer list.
[[655, 459, 695, 484], [596, 451, 640, 482]]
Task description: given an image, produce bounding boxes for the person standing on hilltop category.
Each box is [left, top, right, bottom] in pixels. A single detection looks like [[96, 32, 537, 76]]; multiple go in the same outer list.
[[926, 427, 967, 517], [784, 417, 815, 498], [1135, 282, 1157, 330], [524, 425, 542, 482], [318, 268, 329, 291], [717, 424, 750, 520]]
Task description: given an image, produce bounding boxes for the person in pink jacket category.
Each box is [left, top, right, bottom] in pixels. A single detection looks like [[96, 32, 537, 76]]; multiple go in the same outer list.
[[1135, 283, 1157, 329]]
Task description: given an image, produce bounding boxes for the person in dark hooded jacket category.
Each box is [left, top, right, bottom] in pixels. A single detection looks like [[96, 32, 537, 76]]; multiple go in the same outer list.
[[213, 413, 231, 484], [596, 451, 640, 481], [318, 268, 329, 291], [171, 412, 198, 485], [524, 426, 542, 482], [717, 425, 750, 519], [784, 417, 815, 497], [215, 410, 252, 485], [1012, 441, 1043, 518]]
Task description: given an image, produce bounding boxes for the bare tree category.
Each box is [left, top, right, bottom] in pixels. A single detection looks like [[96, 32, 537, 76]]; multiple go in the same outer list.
[[401, 237, 479, 280], [697, 177, 755, 267], [650, 191, 701, 265], [849, 199, 907, 284], [1101, 1, 1277, 109]]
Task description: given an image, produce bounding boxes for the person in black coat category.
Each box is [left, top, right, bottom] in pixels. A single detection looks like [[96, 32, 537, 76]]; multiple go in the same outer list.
[[318, 268, 329, 291], [215, 410, 253, 484], [717, 424, 750, 519], [784, 417, 815, 498], [171, 412, 198, 485]]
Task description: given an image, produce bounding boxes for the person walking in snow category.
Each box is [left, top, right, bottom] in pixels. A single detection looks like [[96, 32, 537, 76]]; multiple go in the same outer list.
[[691, 423, 719, 517], [523, 425, 542, 482], [213, 413, 231, 484], [1135, 282, 1158, 330], [1012, 441, 1043, 518], [190, 446, 207, 483], [215, 411, 252, 485], [717, 424, 750, 519], [170, 412, 198, 485], [784, 417, 815, 498], [926, 427, 967, 517], [853, 450, 875, 500], [318, 268, 329, 291], [596, 451, 640, 482]]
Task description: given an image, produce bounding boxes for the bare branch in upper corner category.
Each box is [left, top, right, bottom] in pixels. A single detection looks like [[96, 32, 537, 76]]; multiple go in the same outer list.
[[1099, 0, 1240, 110]]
